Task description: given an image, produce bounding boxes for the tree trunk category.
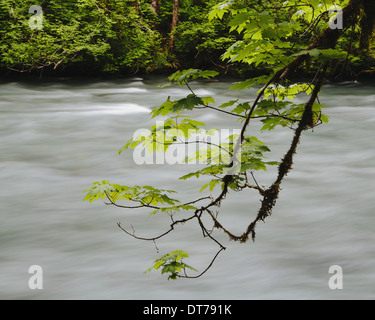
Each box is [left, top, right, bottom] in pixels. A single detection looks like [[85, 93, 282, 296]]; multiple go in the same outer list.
[[130, 1, 139, 11], [168, 0, 179, 54], [359, 0, 375, 52], [150, 0, 160, 15]]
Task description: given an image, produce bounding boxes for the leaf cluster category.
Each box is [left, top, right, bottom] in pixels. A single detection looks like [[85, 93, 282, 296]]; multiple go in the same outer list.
[[144, 250, 198, 280]]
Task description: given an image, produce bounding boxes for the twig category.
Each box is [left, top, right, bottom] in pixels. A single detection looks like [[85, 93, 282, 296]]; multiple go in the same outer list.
[[178, 247, 225, 279]]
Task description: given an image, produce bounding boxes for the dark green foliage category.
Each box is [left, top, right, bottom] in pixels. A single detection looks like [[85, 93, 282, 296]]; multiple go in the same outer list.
[[0, 0, 165, 74], [0, 0, 235, 75], [0, 0, 374, 77]]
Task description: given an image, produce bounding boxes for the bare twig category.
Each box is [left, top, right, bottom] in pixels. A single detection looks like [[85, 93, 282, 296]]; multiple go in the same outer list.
[[178, 247, 225, 279]]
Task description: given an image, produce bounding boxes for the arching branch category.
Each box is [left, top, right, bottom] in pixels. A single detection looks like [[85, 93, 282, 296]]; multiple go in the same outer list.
[[102, 0, 365, 280]]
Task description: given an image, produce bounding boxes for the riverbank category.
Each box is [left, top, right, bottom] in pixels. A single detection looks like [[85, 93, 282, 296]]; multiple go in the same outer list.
[[1, 64, 374, 85]]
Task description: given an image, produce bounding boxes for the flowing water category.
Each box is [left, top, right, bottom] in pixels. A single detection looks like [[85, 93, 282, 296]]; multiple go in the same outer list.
[[0, 76, 374, 300]]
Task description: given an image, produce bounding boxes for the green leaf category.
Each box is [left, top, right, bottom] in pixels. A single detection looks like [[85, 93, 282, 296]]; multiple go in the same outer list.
[[168, 69, 219, 86], [232, 102, 251, 114], [208, 3, 230, 21], [320, 114, 330, 123], [84, 182, 180, 207], [150, 204, 198, 216], [199, 179, 221, 192], [218, 99, 239, 109], [228, 12, 250, 28], [317, 49, 348, 62], [310, 0, 320, 8], [145, 250, 198, 280], [201, 96, 215, 105], [83, 180, 116, 203], [151, 97, 176, 118], [179, 171, 200, 180], [293, 48, 321, 58], [261, 116, 288, 131], [293, 49, 347, 61], [230, 75, 270, 90], [172, 94, 204, 113], [179, 164, 230, 180]]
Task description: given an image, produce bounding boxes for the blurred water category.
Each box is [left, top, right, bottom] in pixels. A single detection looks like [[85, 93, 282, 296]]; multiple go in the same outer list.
[[0, 77, 374, 300]]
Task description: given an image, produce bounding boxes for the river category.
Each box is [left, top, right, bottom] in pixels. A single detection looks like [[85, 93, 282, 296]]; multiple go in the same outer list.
[[0, 76, 374, 300]]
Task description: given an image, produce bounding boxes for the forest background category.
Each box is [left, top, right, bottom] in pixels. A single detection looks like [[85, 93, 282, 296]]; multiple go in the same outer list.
[[0, 0, 374, 80]]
